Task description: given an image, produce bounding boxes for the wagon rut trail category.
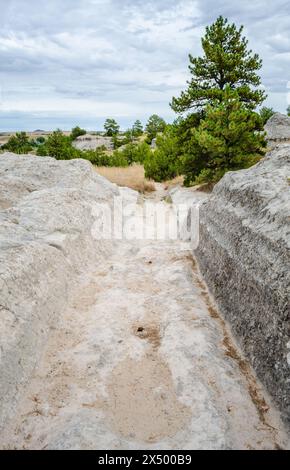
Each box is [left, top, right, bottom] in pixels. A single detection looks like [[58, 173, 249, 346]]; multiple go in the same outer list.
[[1, 186, 289, 450]]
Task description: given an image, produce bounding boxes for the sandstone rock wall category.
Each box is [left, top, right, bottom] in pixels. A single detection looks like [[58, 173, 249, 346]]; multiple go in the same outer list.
[[0, 153, 118, 430], [73, 135, 114, 151], [265, 113, 290, 148], [195, 145, 290, 425]]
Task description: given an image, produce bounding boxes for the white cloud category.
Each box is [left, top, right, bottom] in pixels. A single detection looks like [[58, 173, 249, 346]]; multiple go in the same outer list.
[[0, 0, 290, 130]]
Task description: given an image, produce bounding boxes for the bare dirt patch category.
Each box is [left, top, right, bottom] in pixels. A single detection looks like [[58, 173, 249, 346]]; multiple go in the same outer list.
[[134, 324, 161, 349], [106, 355, 191, 443]]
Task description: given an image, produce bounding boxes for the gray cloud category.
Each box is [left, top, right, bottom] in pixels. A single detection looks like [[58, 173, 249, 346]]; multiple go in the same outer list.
[[0, 0, 289, 131]]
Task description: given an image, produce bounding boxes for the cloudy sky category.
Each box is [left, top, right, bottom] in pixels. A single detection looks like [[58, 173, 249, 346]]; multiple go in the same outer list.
[[1, 0, 290, 131]]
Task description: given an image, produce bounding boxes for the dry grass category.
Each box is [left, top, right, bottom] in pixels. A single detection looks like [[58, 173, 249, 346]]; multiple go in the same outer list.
[[0, 135, 10, 145], [163, 175, 184, 189], [0, 131, 70, 146], [95, 164, 156, 193]]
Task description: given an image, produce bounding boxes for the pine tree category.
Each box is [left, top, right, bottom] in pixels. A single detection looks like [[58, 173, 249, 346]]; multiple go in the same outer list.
[[171, 16, 266, 113], [182, 87, 266, 185], [132, 120, 143, 137], [144, 126, 180, 181], [104, 118, 120, 137], [70, 126, 86, 141], [259, 107, 275, 125], [46, 130, 78, 160], [145, 115, 166, 143], [4, 132, 33, 154]]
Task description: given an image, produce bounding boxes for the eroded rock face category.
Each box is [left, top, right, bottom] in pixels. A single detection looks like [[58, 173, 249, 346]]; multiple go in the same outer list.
[[265, 113, 290, 146], [195, 145, 290, 425], [73, 135, 114, 151], [0, 153, 119, 430]]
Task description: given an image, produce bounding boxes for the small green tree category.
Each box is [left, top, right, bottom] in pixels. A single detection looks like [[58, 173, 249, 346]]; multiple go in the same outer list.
[[171, 16, 266, 113], [104, 118, 120, 137], [182, 88, 266, 185], [259, 107, 275, 125], [3, 132, 33, 154], [111, 134, 125, 149], [124, 129, 135, 145], [144, 126, 180, 182], [132, 120, 143, 137], [45, 130, 79, 160], [117, 143, 136, 165], [132, 142, 151, 164], [145, 114, 166, 143], [35, 136, 46, 145], [36, 144, 48, 156], [70, 126, 86, 141], [82, 147, 110, 166], [110, 150, 130, 167], [287, 105, 290, 117]]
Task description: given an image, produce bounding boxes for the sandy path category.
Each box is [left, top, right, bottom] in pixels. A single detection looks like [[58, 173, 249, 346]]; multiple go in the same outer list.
[[1, 188, 289, 450]]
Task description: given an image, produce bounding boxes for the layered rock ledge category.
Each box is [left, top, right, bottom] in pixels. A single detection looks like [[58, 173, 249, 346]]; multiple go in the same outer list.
[[0, 153, 119, 430], [195, 144, 290, 425], [265, 113, 290, 148], [73, 135, 114, 151]]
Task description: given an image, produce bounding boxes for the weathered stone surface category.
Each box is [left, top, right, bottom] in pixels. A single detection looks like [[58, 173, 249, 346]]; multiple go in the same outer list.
[[195, 144, 290, 425], [169, 185, 209, 206], [1, 191, 288, 450], [265, 113, 290, 145], [73, 135, 114, 151], [0, 152, 289, 449], [0, 153, 119, 430]]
